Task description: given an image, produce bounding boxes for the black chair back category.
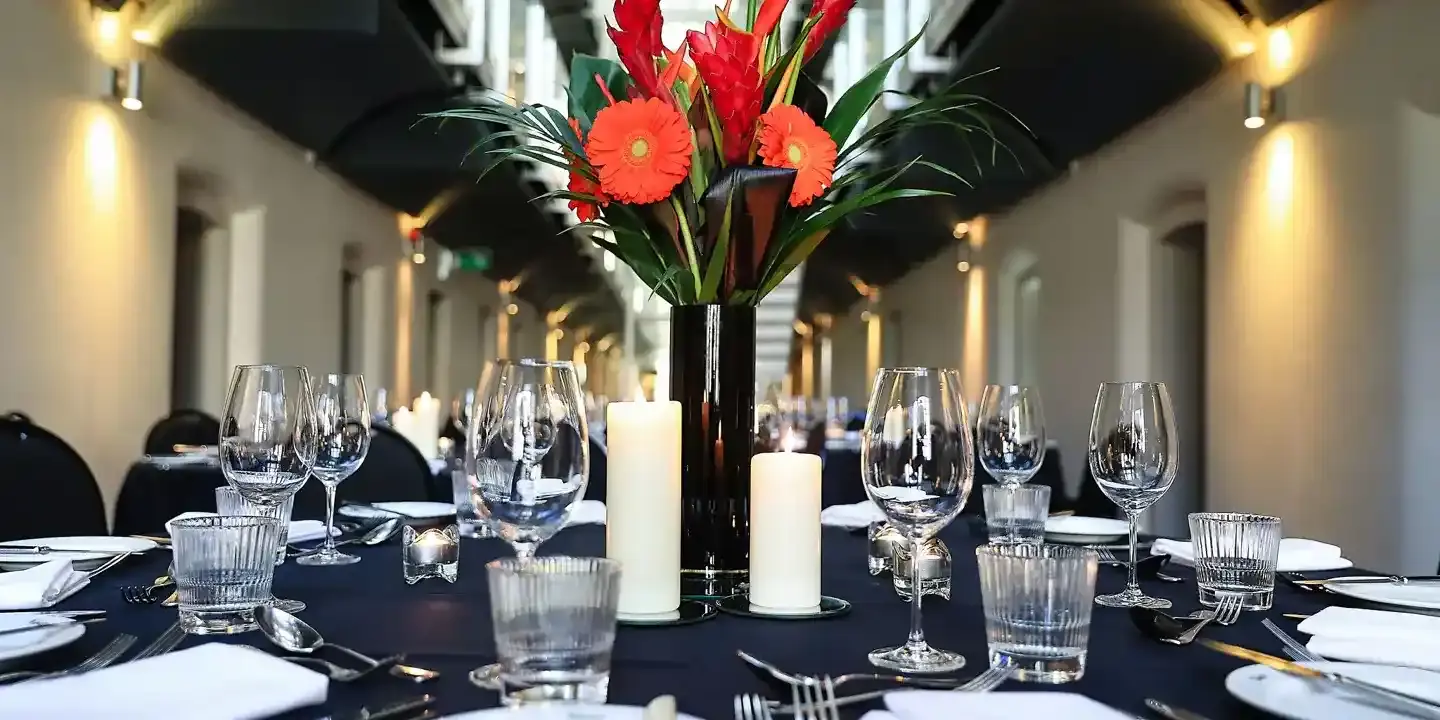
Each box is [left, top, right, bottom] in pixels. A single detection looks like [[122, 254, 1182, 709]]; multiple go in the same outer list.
[[1073, 463, 1121, 519], [585, 437, 607, 501], [0, 417, 108, 540], [4, 411, 32, 423], [143, 410, 220, 455]]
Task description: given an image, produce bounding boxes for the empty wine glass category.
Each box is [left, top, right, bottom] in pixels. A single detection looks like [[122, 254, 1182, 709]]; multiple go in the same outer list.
[[297, 373, 370, 567], [1088, 382, 1178, 609], [976, 385, 1046, 486], [861, 367, 974, 673], [465, 359, 589, 689], [220, 364, 318, 612]]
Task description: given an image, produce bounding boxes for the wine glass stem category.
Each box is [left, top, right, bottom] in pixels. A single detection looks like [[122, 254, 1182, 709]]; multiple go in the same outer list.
[[322, 483, 338, 553], [514, 542, 537, 560], [1126, 512, 1140, 593], [907, 537, 925, 647]]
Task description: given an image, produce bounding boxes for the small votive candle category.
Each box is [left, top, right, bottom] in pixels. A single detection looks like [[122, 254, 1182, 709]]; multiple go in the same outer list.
[[749, 452, 822, 611], [403, 525, 459, 584]]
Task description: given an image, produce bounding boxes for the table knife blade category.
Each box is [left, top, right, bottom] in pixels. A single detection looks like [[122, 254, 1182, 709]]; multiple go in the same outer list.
[[347, 694, 435, 720], [1294, 574, 1440, 585], [1144, 698, 1213, 720]]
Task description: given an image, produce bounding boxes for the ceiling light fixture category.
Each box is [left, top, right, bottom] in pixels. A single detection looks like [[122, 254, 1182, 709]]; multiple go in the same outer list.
[[952, 221, 970, 238], [1244, 82, 1277, 129], [106, 59, 144, 111]]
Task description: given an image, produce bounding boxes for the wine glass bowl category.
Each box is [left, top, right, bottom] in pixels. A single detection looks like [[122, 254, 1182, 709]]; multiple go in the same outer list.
[[861, 368, 973, 673], [1088, 382, 1178, 609], [976, 385, 1047, 486]]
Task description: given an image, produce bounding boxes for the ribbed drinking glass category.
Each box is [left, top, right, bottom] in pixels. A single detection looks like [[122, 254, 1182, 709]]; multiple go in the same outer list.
[[171, 515, 280, 636], [1189, 512, 1282, 611], [487, 556, 620, 706], [215, 486, 292, 565], [977, 543, 1098, 683], [983, 484, 1050, 545]]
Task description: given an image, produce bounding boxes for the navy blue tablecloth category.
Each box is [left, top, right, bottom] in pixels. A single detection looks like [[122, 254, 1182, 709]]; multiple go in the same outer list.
[[36, 524, 1342, 719]]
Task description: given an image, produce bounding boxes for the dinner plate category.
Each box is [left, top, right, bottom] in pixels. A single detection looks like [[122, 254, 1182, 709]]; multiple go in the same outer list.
[[1226, 661, 1440, 719], [0, 536, 156, 571], [0, 614, 86, 663], [439, 705, 705, 720], [1321, 579, 1440, 611], [1044, 515, 1128, 544], [338, 502, 455, 520]]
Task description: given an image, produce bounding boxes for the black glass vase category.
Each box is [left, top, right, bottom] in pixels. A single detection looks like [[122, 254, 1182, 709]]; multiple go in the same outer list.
[[669, 304, 756, 598]]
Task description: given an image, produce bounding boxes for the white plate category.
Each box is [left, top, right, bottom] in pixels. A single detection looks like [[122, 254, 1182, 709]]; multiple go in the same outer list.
[[0, 536, 156, 571], [1227, 661, 1440, 720], [439, 705, 705, 720], [1322, 579, 1440, 611], [0, 614, 86, 663], [1044, 515, 1128, 543], [338, 502, 455, 520]]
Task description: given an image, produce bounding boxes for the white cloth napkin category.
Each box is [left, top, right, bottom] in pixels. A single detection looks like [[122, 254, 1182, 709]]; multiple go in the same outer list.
[[165, 512, 337, 542], [566, 500, 607, 526], [880, 690, 1133, 720], [1151, 537, 1353, 572], [820, 501, 886, 529], [1299, 606, 1440, 671], [0, 643, 327, 719], [0, 560, 87, 610]]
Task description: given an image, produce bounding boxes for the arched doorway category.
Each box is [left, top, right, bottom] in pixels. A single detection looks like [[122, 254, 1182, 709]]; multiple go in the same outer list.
[[169, 207, 210, 411], [1149, 222, 1206, 537]]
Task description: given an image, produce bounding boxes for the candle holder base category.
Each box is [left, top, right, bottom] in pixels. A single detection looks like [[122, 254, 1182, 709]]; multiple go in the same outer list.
[[616, 599, 718, 627], [680, 569, 747, 600], [715, 594, 852, 621], [402, 525, 460, 584]]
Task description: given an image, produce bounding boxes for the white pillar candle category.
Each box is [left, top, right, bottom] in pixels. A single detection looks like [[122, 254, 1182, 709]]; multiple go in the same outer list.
[[413, 392, 442, 459], [605, 400, 682, 616], [749, 452, 823, 610]]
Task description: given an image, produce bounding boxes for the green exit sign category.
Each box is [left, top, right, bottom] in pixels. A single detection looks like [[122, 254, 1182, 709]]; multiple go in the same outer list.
[[454, 248, 491, 272]]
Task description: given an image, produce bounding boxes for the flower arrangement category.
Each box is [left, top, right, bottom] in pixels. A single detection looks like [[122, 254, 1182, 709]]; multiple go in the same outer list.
[[435, 0, 1004, 306]]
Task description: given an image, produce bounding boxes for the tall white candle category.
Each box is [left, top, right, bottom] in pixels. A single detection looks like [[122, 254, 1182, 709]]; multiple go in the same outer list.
[[413, 392, 442, 459], [750, 452, 822, 610], [605, 400, 682, 616]]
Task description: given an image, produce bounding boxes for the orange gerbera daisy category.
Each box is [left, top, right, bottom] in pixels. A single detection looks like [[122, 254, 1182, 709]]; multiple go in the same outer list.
[[586, 98, 693, 205], [566, 119, 608, 222], [756, 104, 837, 207]]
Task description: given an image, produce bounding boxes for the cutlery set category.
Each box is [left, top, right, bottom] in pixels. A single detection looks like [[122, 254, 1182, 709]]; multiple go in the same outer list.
[[734, 650, 1013, 717]]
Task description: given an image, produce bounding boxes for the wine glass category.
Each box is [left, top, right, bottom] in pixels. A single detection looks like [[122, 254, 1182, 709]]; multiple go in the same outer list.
[[297, 373, 370, 567], [220, 364, 318, 612], [465, 359, 589, 689], [1088, 382, 1178, 609], [976, 385, 1047, 486], [861, 367, 973, 673]]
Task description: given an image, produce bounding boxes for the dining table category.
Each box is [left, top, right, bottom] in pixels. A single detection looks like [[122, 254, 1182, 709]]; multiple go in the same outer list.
[[23, 522, 1354, 719]]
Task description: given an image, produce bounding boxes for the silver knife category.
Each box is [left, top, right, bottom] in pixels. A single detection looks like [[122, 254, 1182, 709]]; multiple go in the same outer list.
[[0, 617, 105, 640], [1145, 698, 1213, 720], [1293, 574, 1440, 586], [347, 694, 436, 720]]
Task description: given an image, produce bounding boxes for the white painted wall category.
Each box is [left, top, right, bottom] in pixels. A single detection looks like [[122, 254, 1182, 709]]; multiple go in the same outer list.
[[0, 1, 547, 513]]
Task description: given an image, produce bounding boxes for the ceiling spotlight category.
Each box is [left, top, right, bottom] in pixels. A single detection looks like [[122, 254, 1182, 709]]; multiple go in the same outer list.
[[107, 59, 144, 111], [506, 303, 519, 316], [956, 260, 971, 273], [1244, 82, 1276, 129], [952, 221, 970, 238], [405, 227, 427, 264]]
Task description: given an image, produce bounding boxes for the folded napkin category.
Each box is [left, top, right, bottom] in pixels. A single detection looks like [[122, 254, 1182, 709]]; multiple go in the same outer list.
[[1151, 537, 1353, 572], [881, 690, 1132, 720], [165, 512, 336, 542], [0, 560, 87, 610], [0, 643, 327, 719], [821, 501, 886, 529], [566, 500, 607, 526], [1300, 606, 1440, 671]]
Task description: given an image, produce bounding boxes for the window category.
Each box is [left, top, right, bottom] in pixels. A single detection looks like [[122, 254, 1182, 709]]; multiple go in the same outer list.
[[1015, 271, 1042, 386]]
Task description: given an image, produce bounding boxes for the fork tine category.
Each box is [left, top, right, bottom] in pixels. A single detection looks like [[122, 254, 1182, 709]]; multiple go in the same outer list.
[[819, 676, 839, 720]]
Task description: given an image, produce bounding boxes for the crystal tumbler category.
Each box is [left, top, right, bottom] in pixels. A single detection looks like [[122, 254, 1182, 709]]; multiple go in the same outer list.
[[171, 515, 280, 635], [216, 486, 293, 565], [1189, 512, 1282, 611], [983, 484, 1051, 545], [977, 543, 1098, 683], [487, 556, 621, 706]]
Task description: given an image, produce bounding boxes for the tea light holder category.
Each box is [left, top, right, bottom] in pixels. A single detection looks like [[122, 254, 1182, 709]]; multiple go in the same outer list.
[[402, 525, 459, 584], [892, 537, 951, 601], [867, 521, 904, 576]]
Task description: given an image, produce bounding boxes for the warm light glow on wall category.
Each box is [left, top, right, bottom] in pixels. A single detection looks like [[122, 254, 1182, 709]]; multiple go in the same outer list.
[[1269, 28, 1293, 72], [864, 309, 882, 383], [96, 11, 120, 46], [962, 266, 987, 404], [84, 111, 119, 215], [394, 260, 414, 400], [1266, 130, 1295, 213]]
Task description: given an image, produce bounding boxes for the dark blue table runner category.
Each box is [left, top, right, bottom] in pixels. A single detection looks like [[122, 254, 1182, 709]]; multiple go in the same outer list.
[[41, 525, 1335, 719]]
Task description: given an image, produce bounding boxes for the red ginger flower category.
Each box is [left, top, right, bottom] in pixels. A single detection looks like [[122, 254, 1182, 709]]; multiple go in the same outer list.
[[756, 104, 837, 207], [687, 21, 763, 164], [608, 0, 668, 100], [803, 0, 857, 61], [566, 119, 609, 222], [587, 98, 694, 205]]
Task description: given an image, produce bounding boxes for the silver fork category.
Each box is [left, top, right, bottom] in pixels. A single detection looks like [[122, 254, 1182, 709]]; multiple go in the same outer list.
[[792, 676, 839, 720], [1165, 595, 1240, 645], [0, 633, 137, 683], [769, 663, 1011, 714], [128, 622, 185, 662], [734, 693, 773, 720], [1261, 617, 1323, 662], [1094, 547, 1122, 565], [1212, 594, 1244, 626]]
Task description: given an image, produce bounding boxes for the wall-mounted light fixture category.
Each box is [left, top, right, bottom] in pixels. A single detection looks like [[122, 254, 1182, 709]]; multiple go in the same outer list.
[[106, 59, 144, 111], [1244, 82, 1278, 129], [952, 221, 970, 239], [404, 227, 427, 264]]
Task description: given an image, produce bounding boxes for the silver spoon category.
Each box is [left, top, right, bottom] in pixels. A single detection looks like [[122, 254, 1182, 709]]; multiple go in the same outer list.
[[737, 650, 966, 692], [255, 605, 384, 667], [289, 518, 401, 557]]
